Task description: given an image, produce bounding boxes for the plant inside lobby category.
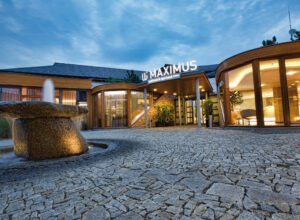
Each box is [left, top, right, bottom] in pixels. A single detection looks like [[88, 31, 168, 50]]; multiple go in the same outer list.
[[202, 100, 214, 127], [154, 104, 174, 127]]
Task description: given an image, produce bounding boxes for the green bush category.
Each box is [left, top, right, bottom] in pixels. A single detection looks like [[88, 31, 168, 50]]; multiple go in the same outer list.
[[155, 104, 174, 126], [202, 100, 213, 117], [0, 118, 11, 139]]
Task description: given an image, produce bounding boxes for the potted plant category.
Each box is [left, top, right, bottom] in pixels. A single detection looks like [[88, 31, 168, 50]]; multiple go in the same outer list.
[[154, 104, 174, 127], [202, 100, 213, 127]]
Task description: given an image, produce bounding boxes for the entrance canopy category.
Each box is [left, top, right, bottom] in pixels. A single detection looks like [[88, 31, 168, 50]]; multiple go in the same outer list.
[[136, 72, 212, 96]]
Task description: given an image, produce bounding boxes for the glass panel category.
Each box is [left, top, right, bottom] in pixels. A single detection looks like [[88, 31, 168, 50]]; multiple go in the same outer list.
[[105, 91, 127, 127], [21, 88, 42, 101], [226, 64, 257, 126], [94, 93, 102, 128], [260, 60, 283, 126], [286, 58, 300, 123], [62, 90, 76, 105], [0, 88, 19, 101], [55, 89, 60, 104], [131, 91, 149, 125]]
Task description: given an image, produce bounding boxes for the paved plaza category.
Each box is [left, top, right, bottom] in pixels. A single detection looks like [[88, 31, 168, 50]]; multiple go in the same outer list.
[[0, 127, 300, 219]]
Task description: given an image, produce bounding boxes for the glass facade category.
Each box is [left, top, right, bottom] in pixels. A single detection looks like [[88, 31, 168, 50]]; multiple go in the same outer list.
[[0, 86, 84, 107], [131, 91, 149, 125], [286, 58, 300, 123], [260, 60, 283, 125], [62, 90, 76, 105], [218, 54, 300, 127], [21, 87, 42, 101], [0, 88, 19, 101], [105, 91, 128, 127], [226, 64, 257, 126]]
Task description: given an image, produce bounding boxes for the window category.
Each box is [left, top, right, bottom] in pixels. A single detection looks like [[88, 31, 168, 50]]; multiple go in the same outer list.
[[21, 88, 42, 101], [105, 91, 127, 127], [226, 64, 257, 126], [260, 60, 283, 125], [62, 90, 76, 105], [0, 87, 19, 101], [286, 58, 300, 123], [131, 91, 149, 125]]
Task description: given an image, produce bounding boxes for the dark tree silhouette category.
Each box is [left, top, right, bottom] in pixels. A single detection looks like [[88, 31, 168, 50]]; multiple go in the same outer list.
[[262, 36, 277, 46], [124, 70, 141, 83]]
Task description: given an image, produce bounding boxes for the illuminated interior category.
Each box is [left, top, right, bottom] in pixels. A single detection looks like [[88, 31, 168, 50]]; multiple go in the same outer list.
[[105, 91, 128, 127], [286, 58, 300, 123], [226, 64, 257, 126], [260, 60, 283, 126]]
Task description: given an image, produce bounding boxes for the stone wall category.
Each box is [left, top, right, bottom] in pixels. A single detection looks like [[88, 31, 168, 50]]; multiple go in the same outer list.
[[131, 95, 175, 128]]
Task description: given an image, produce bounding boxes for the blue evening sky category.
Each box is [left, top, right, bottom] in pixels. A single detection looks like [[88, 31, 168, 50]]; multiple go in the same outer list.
[[0, 0, 300, 71]]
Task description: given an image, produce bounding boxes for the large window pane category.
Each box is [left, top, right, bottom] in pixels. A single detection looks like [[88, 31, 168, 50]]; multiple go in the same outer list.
[[260, 60, 283, 126], [62, 90, 76, 105], [0, 88, 19, 101], [286, 58, 300, 123], [131, 91, 149, 125], [105, 91, 127, 127], [21, 87, 42, 101], [226, 64, 257, 126]]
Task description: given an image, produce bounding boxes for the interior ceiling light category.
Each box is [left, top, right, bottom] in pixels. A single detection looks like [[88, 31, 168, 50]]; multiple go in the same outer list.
[[153, 88, 157, 91], [164, 91, 168, 94]]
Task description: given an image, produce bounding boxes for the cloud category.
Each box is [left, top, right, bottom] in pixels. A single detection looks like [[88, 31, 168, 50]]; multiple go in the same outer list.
[[2, 17, 22, 33]]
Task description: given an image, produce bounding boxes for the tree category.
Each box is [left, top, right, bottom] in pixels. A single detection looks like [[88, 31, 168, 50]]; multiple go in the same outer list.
[[262, 36, 277, 46], [124, 70, 142, 83], [230, 91, 243, 110]]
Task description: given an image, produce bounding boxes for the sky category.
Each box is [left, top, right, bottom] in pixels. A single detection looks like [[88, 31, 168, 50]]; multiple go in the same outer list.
[[0, 0, 300, 71]]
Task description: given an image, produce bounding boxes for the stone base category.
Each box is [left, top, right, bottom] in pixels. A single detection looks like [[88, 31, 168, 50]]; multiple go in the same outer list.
[[13, 117, 89, 160]]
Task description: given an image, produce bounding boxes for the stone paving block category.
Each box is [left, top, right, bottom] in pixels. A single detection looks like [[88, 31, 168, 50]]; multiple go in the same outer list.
[[206, 183, 244, 203]]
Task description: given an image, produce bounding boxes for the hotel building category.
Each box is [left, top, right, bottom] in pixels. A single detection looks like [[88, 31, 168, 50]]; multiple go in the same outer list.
[[1, 41, 300, 128]]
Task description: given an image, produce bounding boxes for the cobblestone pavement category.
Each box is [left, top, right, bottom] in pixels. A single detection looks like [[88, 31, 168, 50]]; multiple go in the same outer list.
[[1, 127, 300, 220]]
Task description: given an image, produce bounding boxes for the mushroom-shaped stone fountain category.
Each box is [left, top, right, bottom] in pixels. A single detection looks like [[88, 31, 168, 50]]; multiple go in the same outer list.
[[0, 80, 89, 160]]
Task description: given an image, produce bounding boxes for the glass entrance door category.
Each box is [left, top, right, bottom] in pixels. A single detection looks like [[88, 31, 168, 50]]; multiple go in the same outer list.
[[185, 100, 198, 124]]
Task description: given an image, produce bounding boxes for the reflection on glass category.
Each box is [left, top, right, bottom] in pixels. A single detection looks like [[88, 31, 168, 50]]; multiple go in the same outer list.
[[131, 91, 149, 125], [105, 91, 127, 127], [286, 58, 300, 123], [0, 88, 19, 101], [62, 90, 76, 105], [260, 60, 283, 126], [226, 64, 257, 126]]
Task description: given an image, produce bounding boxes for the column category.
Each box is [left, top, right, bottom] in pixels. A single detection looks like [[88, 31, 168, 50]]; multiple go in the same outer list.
[[178, 95, 182, 126], [144, 88, 148, 128], [196, 78, 201, 128]]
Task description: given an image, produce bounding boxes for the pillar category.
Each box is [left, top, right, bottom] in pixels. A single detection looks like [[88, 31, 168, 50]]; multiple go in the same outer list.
[[144, 88, 148, 128], [196, 79, 201, 128]]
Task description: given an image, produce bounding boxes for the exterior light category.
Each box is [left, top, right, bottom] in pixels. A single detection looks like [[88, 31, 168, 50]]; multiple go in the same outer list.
[[173, 93, 177, 96], [164, 91, 168, 94], [153, 88, 157, 92]]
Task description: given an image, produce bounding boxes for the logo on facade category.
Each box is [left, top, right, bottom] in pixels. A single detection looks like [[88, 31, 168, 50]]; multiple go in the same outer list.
[[142, 60, 197, 84]]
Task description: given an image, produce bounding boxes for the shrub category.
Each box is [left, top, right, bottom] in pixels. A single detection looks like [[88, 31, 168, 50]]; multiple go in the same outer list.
[[0, 117, 11, 139], [155, 104, 174, 126]]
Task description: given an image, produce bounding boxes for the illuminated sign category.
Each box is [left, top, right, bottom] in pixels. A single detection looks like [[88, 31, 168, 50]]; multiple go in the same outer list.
[[142, 60, 197, 84]]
